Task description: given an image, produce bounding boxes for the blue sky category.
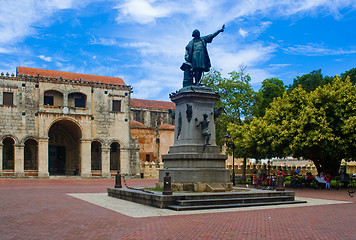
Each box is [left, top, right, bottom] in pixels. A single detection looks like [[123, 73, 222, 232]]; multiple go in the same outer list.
[[0, 0, 355, 101]]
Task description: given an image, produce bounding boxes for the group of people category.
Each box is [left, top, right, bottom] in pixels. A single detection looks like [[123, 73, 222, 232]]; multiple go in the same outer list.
[[290, 171, 332, 189], [252, 169, 285, 189], [251, 168, 338, 190]]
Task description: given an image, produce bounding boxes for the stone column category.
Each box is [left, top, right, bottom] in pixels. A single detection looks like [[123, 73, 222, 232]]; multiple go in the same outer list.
[[144, 111, 151, 127], [129, 140, 140, 177], [80, 139, 92, 178], [120, 148, 130, 175], [38, 137, 49, 178], [143, 161, 150, 178], [0, 144, 3, 175], [14, 144, 25, 177], [63, 93, 68, 106], [101, 147, 111, 178]]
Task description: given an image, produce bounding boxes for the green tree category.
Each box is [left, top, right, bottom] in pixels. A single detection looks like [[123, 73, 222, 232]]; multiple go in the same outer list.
[[202, 69, 255, 146], [254, 78, 286, 117], [228, 117, 275, 160], [263, 76, 356, 176], [288, 69, 332, 93], [341, 68, 356, 84]]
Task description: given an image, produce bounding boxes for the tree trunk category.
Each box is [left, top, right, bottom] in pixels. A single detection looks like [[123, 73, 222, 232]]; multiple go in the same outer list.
[[312, 158, 342, 177], [242, 157, 247, 180]]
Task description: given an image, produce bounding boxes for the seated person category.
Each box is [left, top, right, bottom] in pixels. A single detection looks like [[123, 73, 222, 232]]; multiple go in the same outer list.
[[73, 165, 79, 175], [291, 174, 297, 188], [306, 172, 314, 187]]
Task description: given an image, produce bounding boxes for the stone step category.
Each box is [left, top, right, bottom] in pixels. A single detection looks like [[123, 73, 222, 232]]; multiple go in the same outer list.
[[176, 196, 294, 206], [49, 175, 82, 179], [167, 200, 307, 211], [173, 191, 295, 201]]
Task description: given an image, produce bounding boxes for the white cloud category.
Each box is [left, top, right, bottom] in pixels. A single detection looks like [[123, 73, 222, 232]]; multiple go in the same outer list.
[[0, 47, 11, 54], [114, 0, 224, 25], [90, 37, 118, 46], [1, 0, 355, 101], [280, 0, 356, 18], [0, 0, 93, 45], [38, 55, 52, 62], [225, 0, 356, 21], [212, 43, 277, 73], [269, 63, 292, 68], [248, 68, 274, 86], [90, 37, 154, 49], [131, 79, 164, 99], [114, 0, 356, 26], [115, 0, 177, 24], [284, 43, 356, 56], [239, 28, 248, 38], [44, 0, 74, 9], [120, 42, 153, 48]]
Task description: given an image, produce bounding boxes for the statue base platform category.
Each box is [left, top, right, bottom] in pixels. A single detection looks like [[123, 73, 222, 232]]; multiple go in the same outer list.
[[158, 86, 230, 192], [156, 181, 233, 192]]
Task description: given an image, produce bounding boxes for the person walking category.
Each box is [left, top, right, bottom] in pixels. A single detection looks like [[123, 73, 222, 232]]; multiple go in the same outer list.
[[325, 174, 331, 190]]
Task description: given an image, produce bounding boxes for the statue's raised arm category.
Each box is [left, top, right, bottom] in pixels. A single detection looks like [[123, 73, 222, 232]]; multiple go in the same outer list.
[[181, 25, 225, 87], [209, 24, 225, 39]]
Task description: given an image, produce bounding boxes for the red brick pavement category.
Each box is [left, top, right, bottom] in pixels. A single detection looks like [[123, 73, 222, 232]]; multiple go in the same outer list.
[[0, 179, 355, 240]]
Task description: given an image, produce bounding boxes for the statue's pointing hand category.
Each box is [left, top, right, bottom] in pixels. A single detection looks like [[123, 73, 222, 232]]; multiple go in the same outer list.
[[221, 24, 225, 32]]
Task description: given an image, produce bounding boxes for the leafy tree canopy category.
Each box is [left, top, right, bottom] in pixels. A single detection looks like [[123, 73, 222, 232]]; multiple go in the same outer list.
[[206, 67, 355, 176], [288, 69, 333, 93], [254, 78, 286, 117], [341, 68, 356, 84], [202, 69, 255, 146], [240, 76, 356, 176]]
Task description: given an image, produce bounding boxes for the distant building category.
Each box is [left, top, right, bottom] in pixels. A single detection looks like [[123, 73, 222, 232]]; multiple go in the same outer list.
[[0, 67, 139, 178], [130, 98, 175, 178]]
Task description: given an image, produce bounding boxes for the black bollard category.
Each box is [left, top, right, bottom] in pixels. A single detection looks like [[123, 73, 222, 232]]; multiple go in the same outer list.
[[115, 171, 122, 188], [163, 172, 172, 195]]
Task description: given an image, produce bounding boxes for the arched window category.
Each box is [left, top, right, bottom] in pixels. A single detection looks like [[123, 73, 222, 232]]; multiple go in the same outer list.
[[68, 92, 86, 108], [110, 142, 120, 171], [3, 137, 14, 170], [24, 139, 38, 170], [91, 141, 102, 170], [44, 90, 63, 106]]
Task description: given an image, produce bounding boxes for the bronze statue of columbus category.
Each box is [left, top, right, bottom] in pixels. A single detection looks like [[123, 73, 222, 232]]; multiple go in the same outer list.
[[181, 25, 225, 87]]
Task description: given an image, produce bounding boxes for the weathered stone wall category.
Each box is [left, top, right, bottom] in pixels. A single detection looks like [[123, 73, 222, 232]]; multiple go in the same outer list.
[[130, 125, 174, 178], [158, 126, 174, 161], [0, 75, 39, 142], [0, 72, 139, 178]]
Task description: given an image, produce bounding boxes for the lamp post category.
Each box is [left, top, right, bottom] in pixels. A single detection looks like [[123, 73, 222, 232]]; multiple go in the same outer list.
[[224, 134, 236, 186]]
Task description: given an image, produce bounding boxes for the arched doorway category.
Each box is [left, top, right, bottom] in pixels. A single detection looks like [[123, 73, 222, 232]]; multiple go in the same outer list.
[[48, 120, 82, 175], [24, 139, 38, 170], [2, 137, 15, 170], [110, 142, 120, 171]]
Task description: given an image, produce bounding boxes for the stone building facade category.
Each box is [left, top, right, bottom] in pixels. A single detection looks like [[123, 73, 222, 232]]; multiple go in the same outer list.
[[0, 67, 139, 178], [130, 99, 175, 178]]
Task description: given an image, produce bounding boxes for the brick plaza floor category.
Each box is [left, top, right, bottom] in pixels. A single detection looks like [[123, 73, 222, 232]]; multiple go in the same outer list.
[[0, 178, 355, 240]]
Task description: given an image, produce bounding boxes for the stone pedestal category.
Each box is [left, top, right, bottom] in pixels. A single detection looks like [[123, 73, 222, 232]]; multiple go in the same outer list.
[[158, 86, 231, 192]]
